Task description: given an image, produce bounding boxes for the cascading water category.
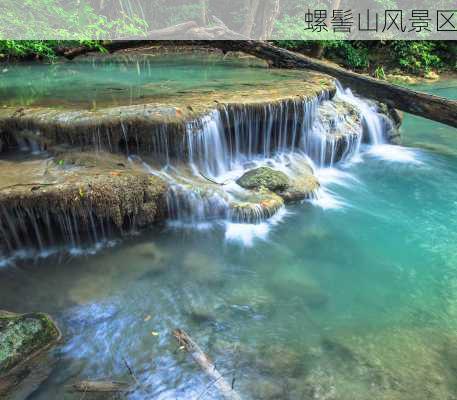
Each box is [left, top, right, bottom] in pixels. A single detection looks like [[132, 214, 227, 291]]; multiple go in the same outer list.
[[0, 81, 399, 259], [335, 81, 386, 146], [153, 82, 393, 226]]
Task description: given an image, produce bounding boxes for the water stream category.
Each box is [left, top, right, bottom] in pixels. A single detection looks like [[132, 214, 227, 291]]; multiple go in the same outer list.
[[1, 57, 457, 399]]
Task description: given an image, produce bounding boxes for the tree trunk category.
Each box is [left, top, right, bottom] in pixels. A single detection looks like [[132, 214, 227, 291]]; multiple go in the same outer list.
[[200, 0, 208, 26], [257, 0, 281, 39], [58, 38, 457, 129], [241, 0, 260, 37], [206, 41, 457, 129], [313, 0, 342, 59], [71, 380, 130, 392]]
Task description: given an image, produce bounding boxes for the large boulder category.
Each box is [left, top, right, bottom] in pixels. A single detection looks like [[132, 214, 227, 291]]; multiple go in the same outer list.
[[0, 311, 60, 377], [236, 166, 319, 204], [236, 167, 290, 192]]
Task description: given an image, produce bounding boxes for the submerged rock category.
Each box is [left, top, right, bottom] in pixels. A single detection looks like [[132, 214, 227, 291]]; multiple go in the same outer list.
[[268, 266, 329, 309], [0, 311, 60, 395], [249, 380, 285, 400]]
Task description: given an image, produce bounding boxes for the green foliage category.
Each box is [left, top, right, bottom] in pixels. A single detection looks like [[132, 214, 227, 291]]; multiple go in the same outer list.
[[391, 41, 442, 74], [0, 40, 59, 60], [374, 65, 386, 80], [0, 0, 148, 42], [324, 41, 370, 70], [274, 39, 454, 75]]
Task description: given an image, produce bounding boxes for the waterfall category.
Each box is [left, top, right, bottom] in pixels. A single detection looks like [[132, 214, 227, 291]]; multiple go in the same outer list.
[[335, 81, 386, 146], [0, 83, 398, 259], [161, 86, 389, 223]]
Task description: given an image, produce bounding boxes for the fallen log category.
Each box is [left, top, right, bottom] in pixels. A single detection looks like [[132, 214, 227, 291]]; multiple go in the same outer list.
[[173, 329, 241, 400], [56, 28, 457, 129], [60, 18, 245, 60], [70, 380, 130, 392], [202, 41, 457, 129]]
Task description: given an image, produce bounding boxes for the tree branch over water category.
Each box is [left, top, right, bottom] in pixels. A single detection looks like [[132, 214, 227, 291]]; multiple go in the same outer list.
[[55, 27, 457, 130]]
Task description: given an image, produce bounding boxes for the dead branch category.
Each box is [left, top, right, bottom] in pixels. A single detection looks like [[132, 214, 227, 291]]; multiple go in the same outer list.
[[71, 380, 130, 393], [199, 172, 229, 186], [173, 329, 242, 400], [202, 40, 457, 129]]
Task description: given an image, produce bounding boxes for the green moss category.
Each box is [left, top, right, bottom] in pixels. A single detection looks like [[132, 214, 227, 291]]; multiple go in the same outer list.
[[0, 312, 59, 375], [236, 167, 290, 192]]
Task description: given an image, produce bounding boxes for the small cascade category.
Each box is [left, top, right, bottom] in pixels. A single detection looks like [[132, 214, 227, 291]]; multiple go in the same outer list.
[[160, 89, 375, 223], [182, 93, 363, 176], [335, 82, 391, 146], [0, 203, 117, 260], [0, 82, 400, 260]]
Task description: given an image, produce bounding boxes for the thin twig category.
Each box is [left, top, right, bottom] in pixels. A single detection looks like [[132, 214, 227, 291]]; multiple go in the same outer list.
[[196, 369, 239, 400], [199, 172, 229, 186], [122, 357, 140, 387], [0, 182, 57, 191]]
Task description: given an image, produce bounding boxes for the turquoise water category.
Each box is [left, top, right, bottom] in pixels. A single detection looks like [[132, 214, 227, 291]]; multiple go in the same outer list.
[[0, 54, 300, 108], [2, 81, 457, 399]]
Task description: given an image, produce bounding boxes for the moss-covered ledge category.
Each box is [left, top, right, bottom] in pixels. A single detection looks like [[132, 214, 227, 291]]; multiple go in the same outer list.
[[0, 72, 336, 155], [0, 311, 60, 375], [0, 152, 169, 254]]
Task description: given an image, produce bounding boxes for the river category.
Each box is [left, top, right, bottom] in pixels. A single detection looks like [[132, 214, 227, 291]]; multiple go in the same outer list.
[[1, 56, 457, 399]]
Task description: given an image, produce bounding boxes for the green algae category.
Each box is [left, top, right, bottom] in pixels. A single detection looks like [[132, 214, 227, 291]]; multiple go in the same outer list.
[[0, 312, 59, 376], [236, 167, 290, 192]]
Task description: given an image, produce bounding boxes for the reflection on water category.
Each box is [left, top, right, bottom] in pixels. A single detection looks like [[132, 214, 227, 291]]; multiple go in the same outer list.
[[2, 81, 457, 399]]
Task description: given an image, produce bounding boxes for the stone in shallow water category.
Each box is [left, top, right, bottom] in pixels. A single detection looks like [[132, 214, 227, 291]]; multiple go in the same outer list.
[[0, 311, 60, 394], [230, 188, 284, 223], [249, 380, 286, 400], [268, 266, 329, 309], [236, 165, 319, 205], [308, 327, 456, 400], [182, 251, 224, 286], [0, 312, 60, 374], [279, 173, 320, 203]]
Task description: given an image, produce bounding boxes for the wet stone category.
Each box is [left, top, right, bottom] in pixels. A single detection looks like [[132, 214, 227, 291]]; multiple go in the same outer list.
[[236, 167, 290, 192], [0, 311, 60, 377]]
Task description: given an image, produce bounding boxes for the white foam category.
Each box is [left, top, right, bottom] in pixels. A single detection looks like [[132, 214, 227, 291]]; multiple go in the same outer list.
[[367, 144, 422, 164], [68, 240, 118, 256], [224, 208, 288, 247], [166, 220, 214, 231], [309, 167, 358, 210]]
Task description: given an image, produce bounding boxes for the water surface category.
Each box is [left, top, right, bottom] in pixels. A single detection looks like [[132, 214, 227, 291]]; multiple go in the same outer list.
[[0, 54, 304, 109], [1, 75, 457, 399]]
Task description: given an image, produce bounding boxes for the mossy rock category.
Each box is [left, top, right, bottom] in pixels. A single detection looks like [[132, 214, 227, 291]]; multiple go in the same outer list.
[[0, 311, 60, 376], [230, 189, 284, 223], [279, 174, 320, 203], [236, 167, 290, 192]]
